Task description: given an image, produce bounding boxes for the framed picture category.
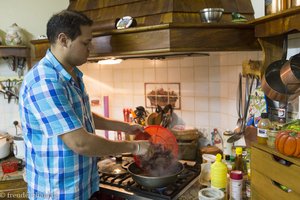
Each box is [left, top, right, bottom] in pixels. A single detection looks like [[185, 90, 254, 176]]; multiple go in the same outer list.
[[144, 83, 181, 109]]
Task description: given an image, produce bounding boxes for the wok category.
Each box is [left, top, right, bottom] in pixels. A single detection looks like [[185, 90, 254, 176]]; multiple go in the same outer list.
[[127, 162, 184, 188]]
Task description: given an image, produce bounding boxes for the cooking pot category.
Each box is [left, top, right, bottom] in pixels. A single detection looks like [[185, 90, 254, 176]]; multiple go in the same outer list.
[[261, 37, 290, 102], [127, 162, 184, 188], [13, 136, 25, 160], [0, 133, 11, 159], [280, 52, 300, 93]]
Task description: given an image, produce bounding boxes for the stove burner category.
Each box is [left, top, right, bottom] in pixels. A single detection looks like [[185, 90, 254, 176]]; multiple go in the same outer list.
[[99, 161, 201, 200]]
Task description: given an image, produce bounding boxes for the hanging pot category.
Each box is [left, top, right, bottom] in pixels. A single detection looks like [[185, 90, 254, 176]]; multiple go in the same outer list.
[[280, 52, 300, 93], [261, 37, 291, 102]]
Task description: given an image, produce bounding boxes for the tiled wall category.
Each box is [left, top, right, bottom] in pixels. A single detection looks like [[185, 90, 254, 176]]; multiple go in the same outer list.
[[79, 51, 262, 137]]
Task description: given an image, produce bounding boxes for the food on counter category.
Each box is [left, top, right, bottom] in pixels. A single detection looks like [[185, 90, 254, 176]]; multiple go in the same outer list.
[[282, 119, 300, 132], [275, 130, 300, 157]]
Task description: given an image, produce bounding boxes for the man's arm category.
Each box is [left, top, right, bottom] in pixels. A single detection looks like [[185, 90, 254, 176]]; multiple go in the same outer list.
[[60, 128, 148, 157], [92, 112, 142, 134]]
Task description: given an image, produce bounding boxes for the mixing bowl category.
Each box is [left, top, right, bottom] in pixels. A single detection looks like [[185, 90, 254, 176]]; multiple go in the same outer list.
[[200, 8, 224, 23]]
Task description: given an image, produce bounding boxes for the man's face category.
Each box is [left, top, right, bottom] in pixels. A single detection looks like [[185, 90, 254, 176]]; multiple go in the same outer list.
[[66, 25, 92, 67]]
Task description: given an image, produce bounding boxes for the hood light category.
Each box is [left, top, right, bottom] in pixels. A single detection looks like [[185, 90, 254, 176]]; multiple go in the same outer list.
[[97, 58, 123, 65]]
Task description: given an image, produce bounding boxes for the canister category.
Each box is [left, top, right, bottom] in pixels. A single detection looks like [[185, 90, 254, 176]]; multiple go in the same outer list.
[[265, 0, 288, 15], [223, 130, 234, 156]]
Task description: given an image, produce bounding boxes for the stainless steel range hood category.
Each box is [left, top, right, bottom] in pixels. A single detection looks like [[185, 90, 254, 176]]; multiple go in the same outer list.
[[31, 0, 261, 62]]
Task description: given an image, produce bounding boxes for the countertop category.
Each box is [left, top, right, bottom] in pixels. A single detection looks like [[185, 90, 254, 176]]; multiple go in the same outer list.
[[179, 180, 203, 200]]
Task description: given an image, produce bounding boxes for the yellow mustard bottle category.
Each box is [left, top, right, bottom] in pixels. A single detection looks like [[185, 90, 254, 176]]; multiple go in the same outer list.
[[210, 153, 228, 191]]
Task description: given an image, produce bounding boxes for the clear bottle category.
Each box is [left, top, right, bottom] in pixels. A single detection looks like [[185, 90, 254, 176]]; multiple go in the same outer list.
[[211, 153, 228, 192], [257, 113, 272, 145]]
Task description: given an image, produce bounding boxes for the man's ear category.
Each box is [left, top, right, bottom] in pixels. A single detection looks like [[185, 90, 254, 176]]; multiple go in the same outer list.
[[57, 33, 69, 47]]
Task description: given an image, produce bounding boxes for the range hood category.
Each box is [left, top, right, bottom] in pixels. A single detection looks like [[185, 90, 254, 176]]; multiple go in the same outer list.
[[31, 0, 261, 61]]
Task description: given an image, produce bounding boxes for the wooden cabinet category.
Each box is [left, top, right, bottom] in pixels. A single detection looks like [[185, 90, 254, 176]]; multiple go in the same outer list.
[[250, 6, 300, 73], [0, 179, 27, 200], [251, 143, 300, 199]]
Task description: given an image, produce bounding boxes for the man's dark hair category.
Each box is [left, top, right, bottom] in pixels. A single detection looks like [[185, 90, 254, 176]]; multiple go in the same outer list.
[[46, 10, 93, 44]]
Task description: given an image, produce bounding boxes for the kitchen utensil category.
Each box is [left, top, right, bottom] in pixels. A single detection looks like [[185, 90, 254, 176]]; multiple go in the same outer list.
[[234, 73, 243, 134], [199, 8, 224, 23], [228, 75, 256, 143], [127, 161, 184, 188], [261, 37, 290, 102], [280, 52, 300, 93]]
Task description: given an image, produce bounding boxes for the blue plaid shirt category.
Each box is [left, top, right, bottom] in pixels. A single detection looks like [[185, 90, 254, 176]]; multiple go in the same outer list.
[[19, 49, 98, 200]]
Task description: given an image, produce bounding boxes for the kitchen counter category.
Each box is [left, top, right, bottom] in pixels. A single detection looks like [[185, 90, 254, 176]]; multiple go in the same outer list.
[[179, 180, 203, 200]]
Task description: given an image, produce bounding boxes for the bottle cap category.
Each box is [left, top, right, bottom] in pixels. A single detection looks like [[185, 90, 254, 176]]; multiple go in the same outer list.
[[236, 147, 243, 155], [230, 170, 243, 180], [215, 153, 222, 162], [261, 112, 268, 118], [225, 155, 230, 161]]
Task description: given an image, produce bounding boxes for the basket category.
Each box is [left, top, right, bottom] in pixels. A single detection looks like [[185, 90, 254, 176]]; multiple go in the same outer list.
[[171, 128, 202, 141]]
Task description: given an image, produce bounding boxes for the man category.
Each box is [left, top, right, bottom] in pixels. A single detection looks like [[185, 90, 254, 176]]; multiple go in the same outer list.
[[19, 10, 149, 200]]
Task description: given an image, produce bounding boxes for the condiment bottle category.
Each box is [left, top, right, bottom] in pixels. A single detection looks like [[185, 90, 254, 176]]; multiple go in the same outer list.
[[229, 170, 243, 200], [211, 153, 228, 192], [257, 113, 271, 145], [232, 147, 245, 174]]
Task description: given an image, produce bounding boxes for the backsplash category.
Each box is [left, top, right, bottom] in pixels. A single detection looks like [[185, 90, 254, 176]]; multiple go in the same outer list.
[[79, 51, 262, 137]]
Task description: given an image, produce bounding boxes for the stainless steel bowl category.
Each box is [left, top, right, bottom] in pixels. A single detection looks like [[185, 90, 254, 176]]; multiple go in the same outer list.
[[200, 8, 224, 23]]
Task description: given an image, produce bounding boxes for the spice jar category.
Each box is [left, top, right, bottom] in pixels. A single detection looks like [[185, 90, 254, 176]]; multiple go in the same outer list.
[[229, 170, 243, 200]]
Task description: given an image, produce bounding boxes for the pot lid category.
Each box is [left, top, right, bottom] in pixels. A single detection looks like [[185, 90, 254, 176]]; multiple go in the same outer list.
[[97, 157, 127, 175]]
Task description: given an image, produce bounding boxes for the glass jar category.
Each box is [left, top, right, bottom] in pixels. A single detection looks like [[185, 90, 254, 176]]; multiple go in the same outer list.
[[257, 113, 272, 145]]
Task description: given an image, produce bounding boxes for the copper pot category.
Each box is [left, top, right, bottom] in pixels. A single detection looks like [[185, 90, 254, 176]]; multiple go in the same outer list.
[[261, 37, 290, 102], [280, 53, 300, 93]]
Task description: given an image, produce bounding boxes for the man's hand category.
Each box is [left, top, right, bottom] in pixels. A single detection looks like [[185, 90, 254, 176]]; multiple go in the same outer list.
[[133, 140, 150, 155], [126, 123, 144, 135]]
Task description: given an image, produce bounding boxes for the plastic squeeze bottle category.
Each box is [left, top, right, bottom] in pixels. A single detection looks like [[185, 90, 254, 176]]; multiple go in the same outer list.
[[210, 153, 228, 192]]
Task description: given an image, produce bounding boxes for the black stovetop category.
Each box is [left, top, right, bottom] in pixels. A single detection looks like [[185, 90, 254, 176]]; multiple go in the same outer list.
[[98, 158, 201, 200]]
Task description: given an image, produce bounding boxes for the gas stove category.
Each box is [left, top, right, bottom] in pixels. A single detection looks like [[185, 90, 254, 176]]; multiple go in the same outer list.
[[97, 158, 201, 200]]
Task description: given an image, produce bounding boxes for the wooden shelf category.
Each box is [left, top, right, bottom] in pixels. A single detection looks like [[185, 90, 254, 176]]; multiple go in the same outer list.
[[249, 7, 300, 72], [0, 45, 31, 68]]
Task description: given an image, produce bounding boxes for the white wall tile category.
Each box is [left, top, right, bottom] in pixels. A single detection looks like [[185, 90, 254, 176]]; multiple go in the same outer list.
[[155, 67, 168, 82], [181, 96, 195, 111], [194, 65, 209, 82], [209, 66, 221, 82], [181, 82, 194, 96], [168, 67, 181, 82], [195, 111, 209, 128], [195, 97, 209, 112], [144, 68, 156, 82], [195, 82, 209, 97], [180, 57, 194, 67], [180, 67, 194, 82]]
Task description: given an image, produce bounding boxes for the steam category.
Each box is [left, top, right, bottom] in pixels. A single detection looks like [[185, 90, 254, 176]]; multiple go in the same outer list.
[[139, 143, 179, 176]]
